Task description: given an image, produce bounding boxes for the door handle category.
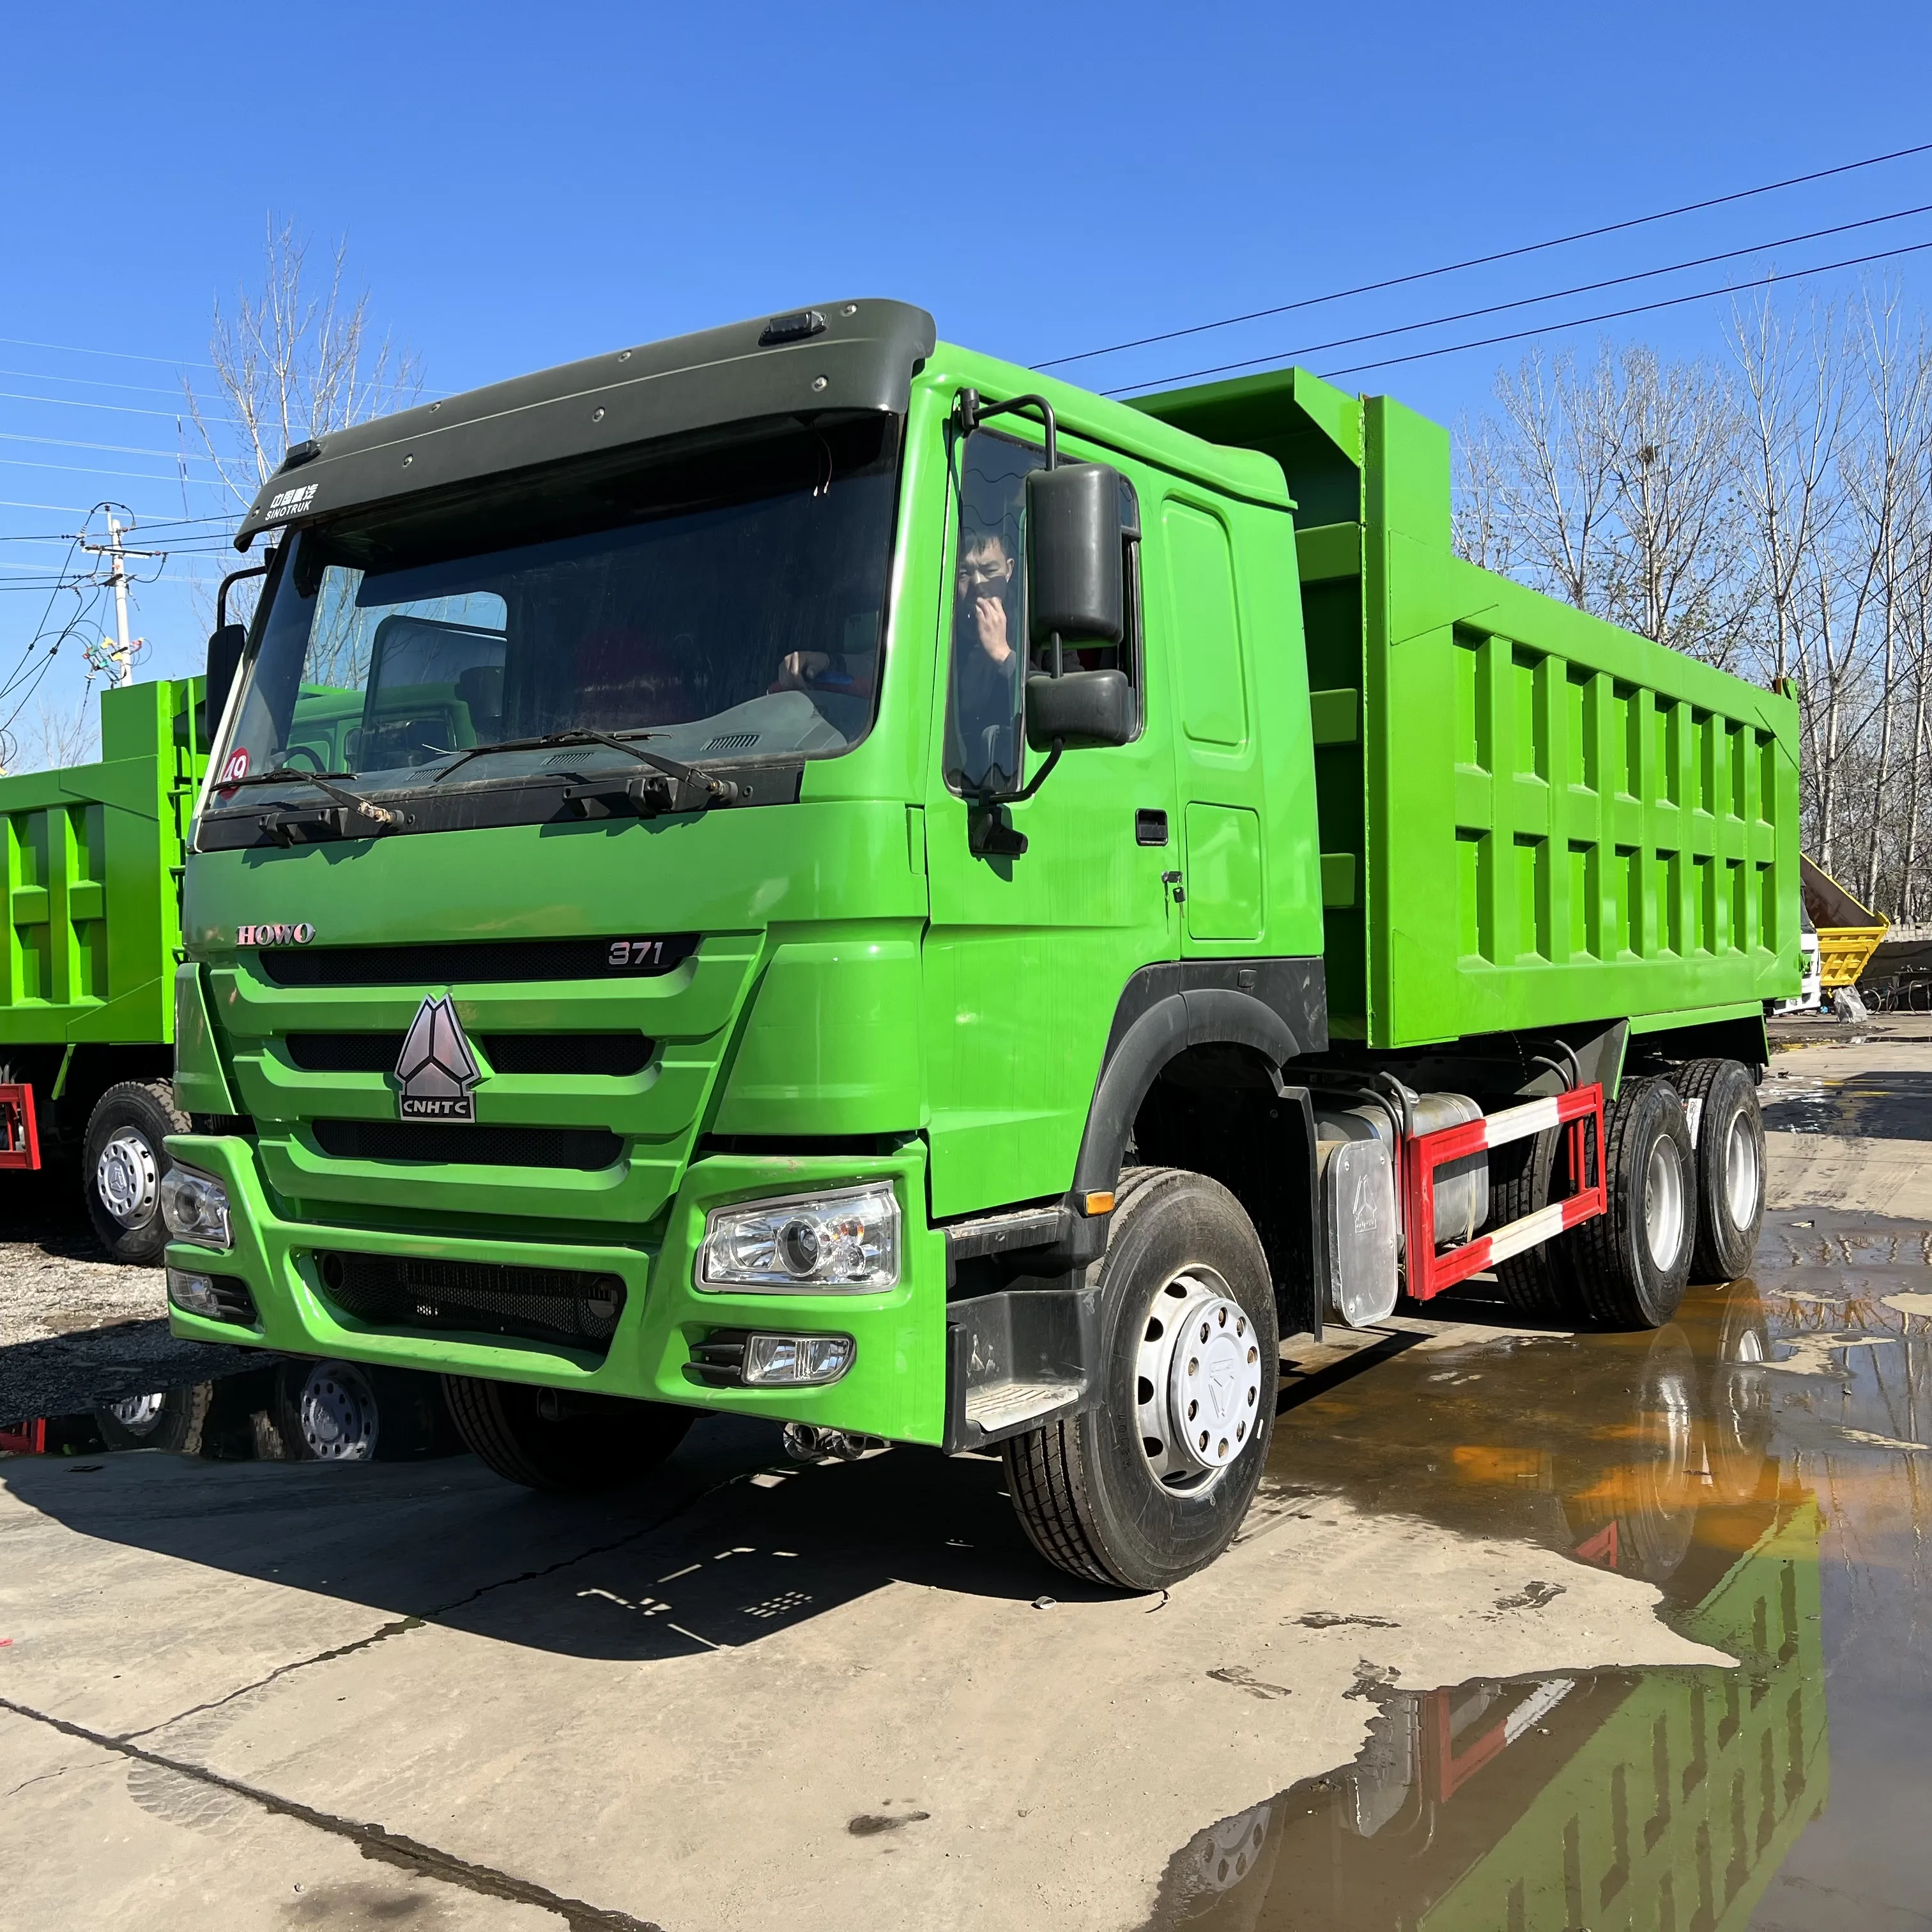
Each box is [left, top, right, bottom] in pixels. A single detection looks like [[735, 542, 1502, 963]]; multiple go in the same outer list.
[[1136, 809, 1169, 846]]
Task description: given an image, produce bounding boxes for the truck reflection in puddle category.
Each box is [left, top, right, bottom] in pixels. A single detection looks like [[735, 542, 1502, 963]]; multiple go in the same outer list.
[[1155, 1259, 1839, 1929], [0, 1359, 461, 1464]]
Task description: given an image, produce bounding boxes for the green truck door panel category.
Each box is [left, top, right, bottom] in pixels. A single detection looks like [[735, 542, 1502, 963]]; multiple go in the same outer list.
[[921, 423, 1177, 1220], [1183, 804, 1262, 940], [1158, 494, 1275, 957]]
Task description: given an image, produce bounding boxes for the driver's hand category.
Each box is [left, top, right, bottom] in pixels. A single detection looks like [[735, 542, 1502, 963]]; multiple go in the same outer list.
[[774, 650, 831, 691], [973, 597, 1012, 665]]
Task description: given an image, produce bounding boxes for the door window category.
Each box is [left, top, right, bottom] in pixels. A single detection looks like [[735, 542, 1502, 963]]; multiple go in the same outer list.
[[944, 427, 1142, 795], [1162, 499, 1248, 748]]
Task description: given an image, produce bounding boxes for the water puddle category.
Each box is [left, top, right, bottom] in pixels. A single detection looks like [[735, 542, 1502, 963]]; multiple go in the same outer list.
[[1149, 1208, 1932, 1929], [1761, 1067, 1932, 1139]]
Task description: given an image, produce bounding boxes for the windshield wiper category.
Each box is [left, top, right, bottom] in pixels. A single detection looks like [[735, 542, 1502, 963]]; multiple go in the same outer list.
[[215, 765, 398, 829], [429, 728, 740, 815]]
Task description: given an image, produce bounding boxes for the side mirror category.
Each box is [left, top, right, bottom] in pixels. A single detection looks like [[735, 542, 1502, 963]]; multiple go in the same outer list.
[[205, 623, 245, 732], [1026, 669, 1133, 750], [1026, 463, 1123, 648]]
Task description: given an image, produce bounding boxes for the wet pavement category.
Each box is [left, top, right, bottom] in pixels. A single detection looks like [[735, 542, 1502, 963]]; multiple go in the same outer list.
[[1153, 1222, 1928, 1930], [2, 1044, 1930, 1929]]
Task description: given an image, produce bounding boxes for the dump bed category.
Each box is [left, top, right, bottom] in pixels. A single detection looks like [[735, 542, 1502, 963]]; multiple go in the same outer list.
[[0, 678, 208, 1047], [1138, 369, 1803, 1049]]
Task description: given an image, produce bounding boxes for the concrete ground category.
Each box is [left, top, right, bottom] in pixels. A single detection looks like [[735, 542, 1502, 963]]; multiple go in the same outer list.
[[2, 1029, 1929, 1931]]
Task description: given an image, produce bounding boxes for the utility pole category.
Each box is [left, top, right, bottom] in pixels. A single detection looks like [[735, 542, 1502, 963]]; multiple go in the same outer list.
[[107, 517, 132, 686], [79, 512, 160, 687]]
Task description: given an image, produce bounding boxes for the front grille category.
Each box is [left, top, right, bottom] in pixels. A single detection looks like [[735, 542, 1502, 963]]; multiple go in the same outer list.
[[686, 1329, 749, 1388], [286, 1034, 399, 1073], [482, 1033, 652, 1076], [286, 1032, 652, 1077], [312, 1119, 624, 1170], [256, 933, 698, 988], [314, 1249, 625, 1353]]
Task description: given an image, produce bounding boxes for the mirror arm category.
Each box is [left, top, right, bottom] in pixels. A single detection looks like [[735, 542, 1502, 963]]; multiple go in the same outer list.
[[967, 737, 1064, 861], [216, 560, 270, 631], [954, 389, 1058, 470], [1012, 736, 1064, 803]]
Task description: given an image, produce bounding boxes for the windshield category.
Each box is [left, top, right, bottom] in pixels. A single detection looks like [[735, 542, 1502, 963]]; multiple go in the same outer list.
[[207, 414, 900, 820]]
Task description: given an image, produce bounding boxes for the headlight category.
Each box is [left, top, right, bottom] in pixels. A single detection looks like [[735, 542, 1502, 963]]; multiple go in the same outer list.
[[159, 1165, 231, 1248], [698, 1184, 899, 1291]]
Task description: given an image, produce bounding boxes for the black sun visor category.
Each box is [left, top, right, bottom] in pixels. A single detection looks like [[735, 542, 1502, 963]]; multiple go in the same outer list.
[[234, 298, 937, 551]]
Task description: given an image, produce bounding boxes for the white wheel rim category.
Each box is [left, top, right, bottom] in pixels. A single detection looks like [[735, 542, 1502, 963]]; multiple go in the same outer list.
[[1644, 1135, 1686, 1269], [107, 1392, 166, 1432], [298, 1363, 379, 1461], [1724, 1109, 1760, 1230], [1135, 1268, 1264, 1493], [96, 1130, 159, 1228]]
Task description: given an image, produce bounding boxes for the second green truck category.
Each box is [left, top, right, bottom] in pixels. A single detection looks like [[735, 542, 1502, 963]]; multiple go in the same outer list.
[[0, 677, 210, 1262], [159, 300, 1800, 1586]]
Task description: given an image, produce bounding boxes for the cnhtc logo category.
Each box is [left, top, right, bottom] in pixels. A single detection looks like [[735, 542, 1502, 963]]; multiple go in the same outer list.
[[394, 995, 482, 1122]]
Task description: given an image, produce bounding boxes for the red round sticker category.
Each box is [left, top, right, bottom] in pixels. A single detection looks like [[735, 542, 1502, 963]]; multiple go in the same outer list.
[[217, 748, 250, 795]]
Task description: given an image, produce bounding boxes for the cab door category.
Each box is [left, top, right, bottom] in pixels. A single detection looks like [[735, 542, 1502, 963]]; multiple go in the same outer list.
[[1156, 491, 1267, 953], [920, 417, 1177, 1221]]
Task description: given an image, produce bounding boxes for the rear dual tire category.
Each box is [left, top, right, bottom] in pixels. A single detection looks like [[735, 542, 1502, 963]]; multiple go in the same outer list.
[[1676, 1057, 1765, 1284], [1565, 1078, 1696, 1328], [1003, 1167, 1278, 1592]]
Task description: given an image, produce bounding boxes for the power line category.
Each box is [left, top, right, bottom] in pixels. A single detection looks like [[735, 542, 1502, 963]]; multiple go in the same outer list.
[[0, 455, 233, 486], [0, 334, 215, 370], [1301, 238, 1932, 385], [1108, 210, 1932, 393], [0, 430, 219, 463], [1046, 135, 1932, 371], [0, 365, 205, 400], [0, 387, 246, 427], [0, 497, 231, 520]]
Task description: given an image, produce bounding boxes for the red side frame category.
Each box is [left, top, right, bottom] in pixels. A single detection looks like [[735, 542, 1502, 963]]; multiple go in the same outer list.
[[0, 1082, 39, 1170], [1401, 1084, 1606, 1302]]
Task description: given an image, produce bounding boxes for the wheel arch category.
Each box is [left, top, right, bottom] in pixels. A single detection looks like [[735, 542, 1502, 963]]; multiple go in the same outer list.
[[1051, 960, 1329, 1340]]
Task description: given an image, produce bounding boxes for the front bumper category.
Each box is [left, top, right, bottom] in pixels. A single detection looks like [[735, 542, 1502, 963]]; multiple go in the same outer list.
[[163, 1133, 947, 1445]]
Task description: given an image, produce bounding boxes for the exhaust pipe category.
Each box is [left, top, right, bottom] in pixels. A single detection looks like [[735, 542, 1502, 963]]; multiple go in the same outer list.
[[781, 1423, 882, 1463]]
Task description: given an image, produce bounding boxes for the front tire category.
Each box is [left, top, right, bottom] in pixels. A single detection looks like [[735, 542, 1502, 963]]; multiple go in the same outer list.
[[1003, 1167, 1278, 1591], [1563, 1078, 1696, 1328], [83, 1079, 186, 1265], [443, 1376, 693, 1492], [1676, 1059, 1765, 1283]]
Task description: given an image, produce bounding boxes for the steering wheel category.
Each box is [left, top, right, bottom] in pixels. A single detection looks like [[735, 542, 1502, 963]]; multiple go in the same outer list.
[[280, 744, 326, 772]]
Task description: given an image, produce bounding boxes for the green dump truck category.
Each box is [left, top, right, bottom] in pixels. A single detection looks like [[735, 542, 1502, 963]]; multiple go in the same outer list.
[[161, 301, 1800, 1586], [0, 676, 211, 1261]]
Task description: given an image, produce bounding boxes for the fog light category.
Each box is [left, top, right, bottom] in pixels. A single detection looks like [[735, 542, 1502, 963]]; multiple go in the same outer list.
[[160, 1165, 231, 1248], [742, 1332, 855, 1386], [698, 1184, 898, 1291], [167, 1268, 222, 1318]]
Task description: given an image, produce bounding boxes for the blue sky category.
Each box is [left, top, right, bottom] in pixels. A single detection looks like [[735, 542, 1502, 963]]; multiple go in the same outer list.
[[4, 1, 1931, 755]]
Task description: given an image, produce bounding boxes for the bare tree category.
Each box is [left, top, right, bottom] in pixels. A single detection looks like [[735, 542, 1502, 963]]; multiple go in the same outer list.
[[186, 214, 422, 514], [6, 694, 102, 774], [1455, 284, 1932, 919], [1457, 343, 1754, 663]]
